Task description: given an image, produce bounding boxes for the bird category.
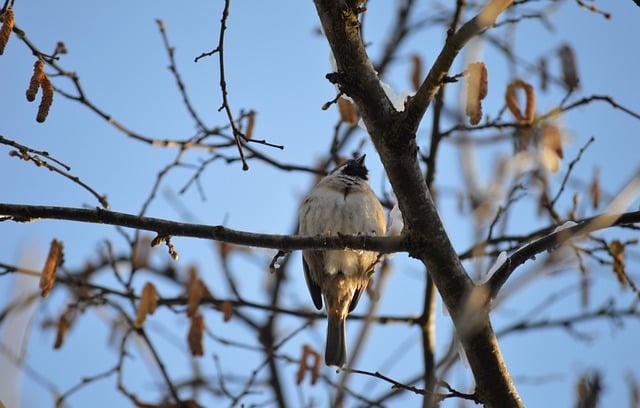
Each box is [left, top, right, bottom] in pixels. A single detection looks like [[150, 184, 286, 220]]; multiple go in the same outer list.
[[298, 155, 386, 367]]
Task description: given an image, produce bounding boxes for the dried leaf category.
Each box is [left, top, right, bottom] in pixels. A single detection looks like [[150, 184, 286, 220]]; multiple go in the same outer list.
[[337, 97, 358, 125], [36, 74, 54, 123], [465, 62, 488, 125], [505, 79, 535, 124], [40, 239, 63, 298], [26, 59, 45, 102], [609, 240, 627, 285], [135, 282, 158, 327], [411, 54, 423, 91], [558, 44, 579, 90], [187, 265, 198, 284], [187, 278, 203, 317], [309, 346, 321, 384], [0, 8, 14, 55], [296, 344, 321, 385], [245, 110, 255, 139], [295, 349, 308, 385], [187, 313, 204, 357], [53, 313, 69, 349], [142, 282, 158, 314]]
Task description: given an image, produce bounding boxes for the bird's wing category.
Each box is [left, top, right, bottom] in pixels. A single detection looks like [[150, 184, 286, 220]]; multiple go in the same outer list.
[[348, 281, 368, 313], [303, 255, 323, 310]]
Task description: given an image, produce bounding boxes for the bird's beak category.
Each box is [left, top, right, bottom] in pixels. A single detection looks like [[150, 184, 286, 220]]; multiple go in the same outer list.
[[357, 155, 366, 165]]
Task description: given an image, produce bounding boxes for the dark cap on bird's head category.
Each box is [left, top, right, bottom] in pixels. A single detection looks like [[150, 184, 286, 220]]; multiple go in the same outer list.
[[332, 155, 368, 180]]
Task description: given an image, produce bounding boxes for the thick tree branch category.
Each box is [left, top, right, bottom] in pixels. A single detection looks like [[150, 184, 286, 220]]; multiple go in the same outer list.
[[313, 1, 521, 406], [485, 211, 640, 299]]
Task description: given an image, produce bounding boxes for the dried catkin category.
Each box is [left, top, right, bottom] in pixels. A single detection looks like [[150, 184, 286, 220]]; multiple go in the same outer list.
[[465, 62, 488, 125], [0, 8, 15, 55], [36, 74, 54, 123], [26, 59, 45, 101]]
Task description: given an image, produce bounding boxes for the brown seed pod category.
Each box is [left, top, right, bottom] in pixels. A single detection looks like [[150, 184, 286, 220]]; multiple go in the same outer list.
[[465, 62, 488, 125], [40, 239, 63, 298], [505, 79, 535, 124], [0, 8, 15, 55], [36, 74, 54, 123], [244, 110, 255, 139], [53, 313, 69, 349], [187, 313, 205, 357], [26, 59, 45, 102]]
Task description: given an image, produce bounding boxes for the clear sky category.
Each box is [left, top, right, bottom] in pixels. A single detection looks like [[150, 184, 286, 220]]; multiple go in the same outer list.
[[1, 1, 640, 407]]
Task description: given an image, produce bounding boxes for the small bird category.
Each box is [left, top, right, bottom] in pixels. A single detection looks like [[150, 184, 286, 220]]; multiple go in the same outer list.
[[298, 155, 386, 367]]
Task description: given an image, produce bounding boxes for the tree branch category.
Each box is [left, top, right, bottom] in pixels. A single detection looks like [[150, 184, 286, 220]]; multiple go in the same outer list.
[[485, 211, 640, 299], [313, 1, 521, 406], [0, 203, 404, 253], [403, 0, 513, 134]]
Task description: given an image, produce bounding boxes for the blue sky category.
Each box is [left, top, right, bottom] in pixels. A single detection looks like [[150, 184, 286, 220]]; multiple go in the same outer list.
[[1, 1, 640, 407]]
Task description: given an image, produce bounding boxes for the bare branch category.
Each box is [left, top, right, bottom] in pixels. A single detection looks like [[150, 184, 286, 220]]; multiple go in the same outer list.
[[0, 135, 108, 208], [0, 203, 405, 253], [403, 0, 514, 133]]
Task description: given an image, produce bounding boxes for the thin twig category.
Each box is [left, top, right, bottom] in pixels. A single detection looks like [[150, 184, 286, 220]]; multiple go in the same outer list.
[[0, 135, 108, 208], [550, 136, 595, 206]]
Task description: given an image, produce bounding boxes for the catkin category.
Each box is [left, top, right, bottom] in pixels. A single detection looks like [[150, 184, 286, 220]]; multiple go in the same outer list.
[[187, 313, 204, 356], [36, 74, 54, 123], [558, 44, 579, 90], [26, 60, 45, 101], [0, 8, 14, 55], [505, 79, 535, 124], [40, 239, 63, 298], [465, 62, 488, 125]]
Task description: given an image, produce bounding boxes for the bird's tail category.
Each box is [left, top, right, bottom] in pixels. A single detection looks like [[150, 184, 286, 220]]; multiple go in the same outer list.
[[325, 315, 346, 367]]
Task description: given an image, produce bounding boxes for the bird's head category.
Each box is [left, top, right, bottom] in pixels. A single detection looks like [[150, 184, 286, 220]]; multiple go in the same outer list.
[[329, 155, 369, 181]]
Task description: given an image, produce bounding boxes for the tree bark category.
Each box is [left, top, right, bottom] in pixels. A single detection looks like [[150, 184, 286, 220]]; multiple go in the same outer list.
[[313, 1, 524, 406]]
